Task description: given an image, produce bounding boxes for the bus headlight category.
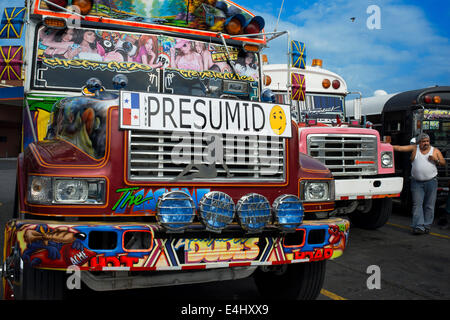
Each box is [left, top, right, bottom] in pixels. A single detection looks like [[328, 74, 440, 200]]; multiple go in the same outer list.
[[29, 176, 52, 204], [28, 176, 105, 205], [300, 180, 332, 202], [381, 152, 393, 168]]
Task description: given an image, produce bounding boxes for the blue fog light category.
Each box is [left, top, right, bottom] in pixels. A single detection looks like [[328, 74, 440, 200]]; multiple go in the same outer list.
[[156, 191, 195, 232], [236, 193, 271, 233], [272, 194, 304, 231], [198, 191, 235, 233]]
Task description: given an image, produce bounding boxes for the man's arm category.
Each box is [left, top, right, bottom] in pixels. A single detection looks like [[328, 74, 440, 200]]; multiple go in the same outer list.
[[429, 148, 446, 166], [392, 145, 416, 152]]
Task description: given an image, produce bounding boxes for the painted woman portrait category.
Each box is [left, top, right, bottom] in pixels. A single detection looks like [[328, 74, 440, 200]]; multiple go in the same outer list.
[[134, 35, 162, 68], [74, 29, 104, 62], [170, 39, 203, 71], [39, 27, 80, 59], [235, 51, 259, 80]]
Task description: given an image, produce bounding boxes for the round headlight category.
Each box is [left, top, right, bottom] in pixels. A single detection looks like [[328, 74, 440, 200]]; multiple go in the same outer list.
[[272, 194, 304, 231], [198, 191, 235, 233], [156, 191, 195, 232], [236, 193, 271, 233], [29, 176, 52, 204], [381, 152, 393, 167]]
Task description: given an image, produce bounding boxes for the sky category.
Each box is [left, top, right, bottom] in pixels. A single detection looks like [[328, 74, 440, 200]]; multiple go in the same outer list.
[[1, 0, 449, 98], [244, 0, 450, 98]]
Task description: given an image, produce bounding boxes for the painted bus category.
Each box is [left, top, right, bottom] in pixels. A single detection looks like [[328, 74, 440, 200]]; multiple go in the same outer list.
[[263, 60, 403, 229], [1, 0, 349, 300], [349, 87, 449, 213]]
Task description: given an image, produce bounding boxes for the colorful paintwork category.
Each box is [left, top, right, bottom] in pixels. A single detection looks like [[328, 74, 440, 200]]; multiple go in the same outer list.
[[112, 187, 211, 213], [291, 73, 305, 101], [35, 26, 259, 91], [0, 7, 25, 39], [0, 45, 22, 80], [4, 218, 349, 271], [45, 95, 110, 159], [291, 40, 306, 69], [37, 0, 255, 35]]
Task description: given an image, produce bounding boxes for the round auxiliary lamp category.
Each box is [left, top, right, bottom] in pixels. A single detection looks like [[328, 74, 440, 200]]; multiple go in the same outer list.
[[272, 194, 304, 232], [236, 193, 271, 233], [198, 191, 235, 233], [156, 191, 196, 232]]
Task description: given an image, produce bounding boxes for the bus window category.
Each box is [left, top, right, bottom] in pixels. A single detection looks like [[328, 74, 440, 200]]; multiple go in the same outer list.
[[312, 95, 343, 112]]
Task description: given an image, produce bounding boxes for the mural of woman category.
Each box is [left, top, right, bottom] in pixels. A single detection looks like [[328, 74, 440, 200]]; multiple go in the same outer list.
[[170, 39, 203, 71], [234, 51, 259, 80], [194, 42, 214, 71], [75, 29, 104, 61], [39, 28, 81, 59], [134, 35, 162, 68]]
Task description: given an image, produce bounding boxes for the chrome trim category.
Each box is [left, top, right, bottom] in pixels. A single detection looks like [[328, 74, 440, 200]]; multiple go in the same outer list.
[[127, 130, 286, 182], [306, 133, 378, 176]]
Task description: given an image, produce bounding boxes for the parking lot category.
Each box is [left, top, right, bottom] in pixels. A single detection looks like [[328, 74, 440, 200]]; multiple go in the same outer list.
[[1, 159, 449, 301]]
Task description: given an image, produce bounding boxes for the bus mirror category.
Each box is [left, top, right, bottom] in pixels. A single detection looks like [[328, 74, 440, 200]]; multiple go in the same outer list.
[[353, 97, 361, 121]]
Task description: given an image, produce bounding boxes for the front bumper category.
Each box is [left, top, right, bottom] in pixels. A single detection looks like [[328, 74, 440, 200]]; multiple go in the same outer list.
[[3, 218, 349, 272], [334, 177, 404, 200]]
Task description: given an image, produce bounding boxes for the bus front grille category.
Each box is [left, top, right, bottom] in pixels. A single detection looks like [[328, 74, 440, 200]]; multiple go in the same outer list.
[[127, 130, 286, 182], [307, 134, 378, 177]]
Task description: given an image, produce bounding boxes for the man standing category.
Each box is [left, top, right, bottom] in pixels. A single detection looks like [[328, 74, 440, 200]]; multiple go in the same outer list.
[[393, 133, 446, 235]]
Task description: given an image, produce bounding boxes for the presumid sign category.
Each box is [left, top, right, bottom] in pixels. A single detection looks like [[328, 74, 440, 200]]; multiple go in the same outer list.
[[120, 91, 292, 138]]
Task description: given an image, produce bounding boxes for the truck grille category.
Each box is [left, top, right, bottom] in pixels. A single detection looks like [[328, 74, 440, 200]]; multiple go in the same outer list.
[[128, 130, 285, 182], [437, 157, 450, 188], [307, 134, 378, 177]]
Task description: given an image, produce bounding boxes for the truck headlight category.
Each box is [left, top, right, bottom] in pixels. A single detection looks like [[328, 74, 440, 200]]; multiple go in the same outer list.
[[300, 180, 333, 202], [381, 151, 393, 168], [29, 176, 52, 204], [28, 176, 105, 205]]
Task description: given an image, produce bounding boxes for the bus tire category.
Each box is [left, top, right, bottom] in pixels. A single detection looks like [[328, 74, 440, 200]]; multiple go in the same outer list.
[[17, 265, 65, 300], [253, 260, 326, 300], [349, 198, 392, 229]]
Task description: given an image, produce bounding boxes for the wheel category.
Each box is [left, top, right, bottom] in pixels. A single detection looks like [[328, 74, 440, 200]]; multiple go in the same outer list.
[[253, 260, 327, 300], [348, 198, 392, 229], [14, 261, 66, 300]]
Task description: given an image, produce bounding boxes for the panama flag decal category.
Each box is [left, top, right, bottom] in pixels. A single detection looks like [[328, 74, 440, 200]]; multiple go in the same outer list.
[[122, 92, 140, 126]]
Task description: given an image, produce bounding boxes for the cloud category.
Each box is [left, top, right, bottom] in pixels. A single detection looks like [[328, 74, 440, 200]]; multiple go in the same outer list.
[[249, 0, 450, 97]]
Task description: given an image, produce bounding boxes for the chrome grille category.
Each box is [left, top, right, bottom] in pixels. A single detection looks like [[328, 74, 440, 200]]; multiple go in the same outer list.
[[128, 130, 285, 182], [307, 134, 378, 177]]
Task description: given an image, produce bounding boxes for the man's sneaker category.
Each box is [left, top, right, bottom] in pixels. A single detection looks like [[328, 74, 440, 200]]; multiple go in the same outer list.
[[412, 228, 425, 235]]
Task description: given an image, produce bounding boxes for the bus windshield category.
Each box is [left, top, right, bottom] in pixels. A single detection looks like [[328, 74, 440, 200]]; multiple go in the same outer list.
[[423, 119, 450, 153], [33, 25, 260, 100], [278, 93, 344, 123]]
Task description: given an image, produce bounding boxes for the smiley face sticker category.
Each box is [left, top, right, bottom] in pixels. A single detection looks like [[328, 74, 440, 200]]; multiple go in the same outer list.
[[269, 105, 287, 135]]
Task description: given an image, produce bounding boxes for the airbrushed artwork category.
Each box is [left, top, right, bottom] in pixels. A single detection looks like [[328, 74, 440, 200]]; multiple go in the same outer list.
[[35, 26, 259, 91], [45, 96, 109, 159], [4, 219, 349, 271], [38, 0, 257, 35]]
